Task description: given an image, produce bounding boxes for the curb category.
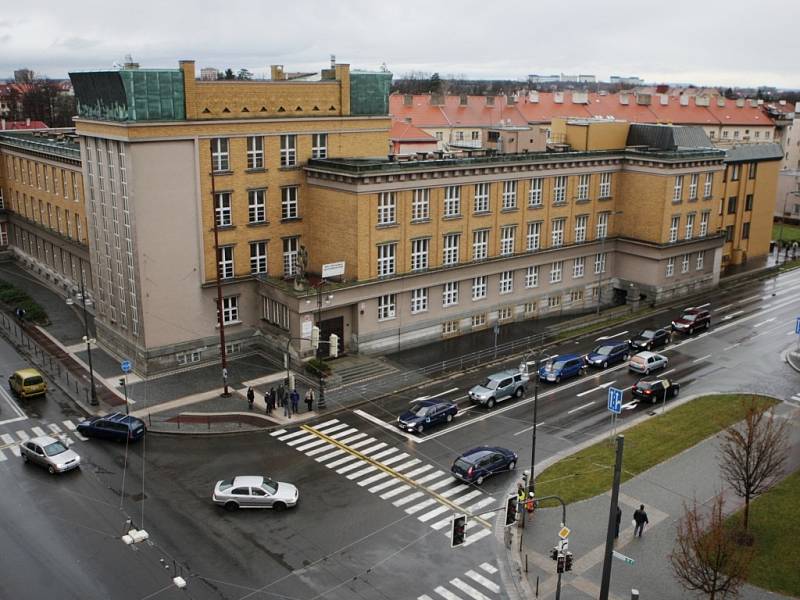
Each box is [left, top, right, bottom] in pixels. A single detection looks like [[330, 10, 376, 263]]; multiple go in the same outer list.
[[782, 346, 800, 374]]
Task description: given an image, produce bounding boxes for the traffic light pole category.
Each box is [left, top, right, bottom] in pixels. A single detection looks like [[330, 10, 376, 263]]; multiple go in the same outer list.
[[599, 435, 625, 600]]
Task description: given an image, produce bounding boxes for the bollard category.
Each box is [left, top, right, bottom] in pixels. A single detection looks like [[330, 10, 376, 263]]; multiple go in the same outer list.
[[525, 553, 528, 573]]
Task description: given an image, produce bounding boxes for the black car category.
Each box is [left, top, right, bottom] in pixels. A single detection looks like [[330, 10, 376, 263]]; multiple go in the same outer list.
[[630, 328, 671, 351], [451, 446, 517, 485], [631, 377, 680, 403], [77, 412, 147, 442], [397, 399, 458, 433], [671, 307, 711, 335]]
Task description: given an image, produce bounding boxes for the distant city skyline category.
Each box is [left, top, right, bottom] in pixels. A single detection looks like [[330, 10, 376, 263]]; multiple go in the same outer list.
[[1, 0, 798, 89]]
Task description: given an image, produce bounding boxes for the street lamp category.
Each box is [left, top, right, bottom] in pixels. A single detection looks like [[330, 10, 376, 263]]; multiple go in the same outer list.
[[596, 210, 624, 316], [78, 275, 98, 406], [520, 348, 543, 495]]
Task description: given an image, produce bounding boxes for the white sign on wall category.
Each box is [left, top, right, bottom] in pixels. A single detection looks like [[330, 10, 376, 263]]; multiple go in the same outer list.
[[301, 316, 313, 338], [322, 261, 345, 278]]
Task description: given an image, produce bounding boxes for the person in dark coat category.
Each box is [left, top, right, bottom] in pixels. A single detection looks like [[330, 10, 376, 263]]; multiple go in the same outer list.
[[633, 504, 649, 538], [290, 389, 300, 414], [615, 505, 622, 539], [246, 387, 255, 410], [277, 384, 287, 408], [304, 388, 315, 413], [268, 387, 276, 414]]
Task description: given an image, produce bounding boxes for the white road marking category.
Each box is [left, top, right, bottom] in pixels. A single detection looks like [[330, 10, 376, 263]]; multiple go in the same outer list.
[[31, 427, 46, 437], [381, 453, 410, 466], [326, 427, 360, 440], [277, 430, 308, 442], [312, 419, 340, 430], [415, 471, 447, 486], [394, 459, 423, 472], [693, 354, 712, 363], [738, 295, 761, 304], [358, 472, 390, 487], [314, 422, 349, 436], [15, 430, 29, 442], [568, 401, 595, 415], [348, 438, 378, 450], [661, 368, 676, 376], [411, 387, 459, 403], [722, 310, 745, 320], [479, 563, 498, 575], [47, 424, 62, 434], [1, 433, 15, 445], [369, 478, 402, 493], [724, 343, 741, 351], [326, 455, 359, 469], [406, 498, 438, 514], [696, 302, 711, 309], [63, 420, 77, 431], [0, 450, 6, 462], [346, 465, 378, 480], [336, 460, 369, 475], [295, 438, 328, 452], [418, 504, 451, 523], [450, 578, 492, 600], [360, 442, 389, 456], [315, 449, 345, 462], [431, 516, 453, 530], [305, 443, 335, 457], [465, 497, 496, 515], [9, 446, 20, 457], [368, 448, 398, 461], [596, 330, 628, 341], [577, 380, 616, 397], [381, 485, 411, 500], [405, 465, 434, 479], [338, 433, 367, 445], [513, 422, 545, 436], [446, 489, 482, 504], [269, 429, 287, 437], [715, 304, 733, 312], [393, 491, 425, 507], [622, 401, 638, 410], [427, 477, 456, 492], [286, 434, 316, 447], [787, 330, 797, 336], [353, 408, 420, 442], [754, 317, 776, 328], [465, 570, 500, 594], [433, 586, 462, 600]]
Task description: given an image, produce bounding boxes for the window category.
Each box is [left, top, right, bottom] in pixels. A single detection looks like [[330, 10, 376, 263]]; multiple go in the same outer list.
[[666, 257, 675, 277], [215, 192, 232, 227], [599, 172, 611, 199], [730, 164, 740, 181], [704, 173, 713, 198], [574, 215, 588, 243], [742, 222, 750, 240], [472, 276, 487, 300], [312, 133, 327, 159], [499, 271, 513, 294], [527, 221, 541, 251], [502, 180, 517, 209], [283, 237, 299, 277], [688, 173, 698, 200], [727, 196, 737, 214], [681, 254, 690, 273], [473, 183, 489, 213], [500, 225, 515, 256], [471, 313, 486, 328], [472, 230, 489, 260], [443, 233, 460, 266], [248, 189, 266, 223], [550, 260, 563, 283], [250, 241, 267, 274], [410, 288, 428, 314], [669, 216, 679, 243], [596, 212, 609, 239], [281, 186, 299, 219], [411, 238, 429, 270], [551, 218, 565, 247], [525, 265, 539, 288], [524, 302, 536, 314], [685, 213, 695, 240], [378, 294, 396, 320], [435, 131, 443, 141], [700, 212, 710, 237], [569, 290, 584, 303], [442, 320, 459, 335], [246, 136, 264, 169], [573, 256, 585, 278], [455, 131, 464, 141], [444, 185, 461, 217], [696, 251, 705, 270], [412, 189, 430, 221], [673, 176, 683, 202], [218, 246, 234, 279], [221, 296, 239, 324], [725, 225, 734, 242], [377, 243, 396, 277], [553, 175, 567, 204], [211, 138, 229, 172], [594, 252, 607, 274], [498, 306, 513, 321], [745, 194, 753, 211], [548, 296, 561, 308], [280, 135, 296, 167], [377, 192, 396, 225], [72, 172, 79, 201], [443, 281, 459, 307], [529, 177, 543, 207], [576, 174, 589, 201], [472, 130, 480, 141]]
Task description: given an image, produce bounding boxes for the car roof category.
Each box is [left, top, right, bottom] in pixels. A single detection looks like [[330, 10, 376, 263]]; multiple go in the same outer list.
[[232, 476, 265, 487], [104, 413, 144, 425], [637, 376, 666, 384], [595, 338, 627, 346], [460, 446, 511, 460], [683, 307, 708, 315], [14, 368, 43, 378], [487, 370, 518, 380], [29, 435, 59, 445]]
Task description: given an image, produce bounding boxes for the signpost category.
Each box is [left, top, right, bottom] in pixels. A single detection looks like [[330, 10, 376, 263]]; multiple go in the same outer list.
[[120, 360, 132, 414], [608, 387, 623, 437], [121, 360, 132, 373], [795, 317, 800, 350], [612, 550, 635, 565]]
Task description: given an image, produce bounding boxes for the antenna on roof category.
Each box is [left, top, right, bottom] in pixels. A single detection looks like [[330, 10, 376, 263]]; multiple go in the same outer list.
[[330, 54, 336, 68]]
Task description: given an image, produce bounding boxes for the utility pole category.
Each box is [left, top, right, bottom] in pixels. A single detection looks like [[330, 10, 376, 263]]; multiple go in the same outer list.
[[210, 139, 230, 397], [529, 350, 540, 495], [599, 435, 625, 600], [79, 275, 98, 406]]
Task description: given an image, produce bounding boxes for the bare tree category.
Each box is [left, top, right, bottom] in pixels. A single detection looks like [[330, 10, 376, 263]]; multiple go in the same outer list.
[[718, 397, 789, 531], [670, 494, 753, 600]]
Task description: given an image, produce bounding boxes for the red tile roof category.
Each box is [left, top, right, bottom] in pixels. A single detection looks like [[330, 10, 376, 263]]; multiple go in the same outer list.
[[705, 99, 773, 126], [0, 120, 49, 130], [389, 120, 437, 142]]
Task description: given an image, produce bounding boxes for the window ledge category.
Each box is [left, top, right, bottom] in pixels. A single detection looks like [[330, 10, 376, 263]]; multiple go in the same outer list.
[[279, 165, 300, 171], [575, 198, 591, 204], [552, 201, 568, 207], [472, 211, 491, 217], [247, 221, 270, 227], [212, 170, 233, 176], [217, 320, 242, 328], [410, 218, 431, 224], [280, 217, 302, 224], [527, 204, 544, 210], [500, 207, 519, 214], [245, 167, 267, 174], [376, 223, 398, 230], [442, 214, 463, 221], [215, 224, 236, 231], [598, 196, 612, 201]]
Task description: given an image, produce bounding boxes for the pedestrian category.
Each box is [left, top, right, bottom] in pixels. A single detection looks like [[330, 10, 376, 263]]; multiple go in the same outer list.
[[792, 240, 798, 259], [290, 388, 300, 414], [615, 505, 622, 539], [269, 387, 276, 413], [264, 389, 271, 415], [633, 504, 649, 538], [304, 388, 315, 413], [277, 384, 287, 408], [284, 388, 292, 418], [246, 387, 255, 410]]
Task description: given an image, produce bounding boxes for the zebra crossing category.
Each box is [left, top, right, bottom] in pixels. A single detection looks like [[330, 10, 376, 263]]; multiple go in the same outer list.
[[271, 418, 499, 547], [0, 419, 87, 461], [788, 392, 800, 407], [418, 562, 502, 600]]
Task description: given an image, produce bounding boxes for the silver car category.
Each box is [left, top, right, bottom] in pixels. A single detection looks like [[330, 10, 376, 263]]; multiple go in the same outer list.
[[20, 435, 81, 474], [468, 370, 528, 408], [212, 475, 299, 511], [628, 351, 668, 375]]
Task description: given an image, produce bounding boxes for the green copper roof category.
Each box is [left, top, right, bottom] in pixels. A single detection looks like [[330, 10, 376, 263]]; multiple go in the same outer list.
[[350, 72, 391, 116]]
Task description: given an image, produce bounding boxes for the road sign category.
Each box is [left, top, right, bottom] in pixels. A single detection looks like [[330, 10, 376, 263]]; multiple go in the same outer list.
[[608, 387, 623, 414], [558, 525, 571, 539], [612, 550, 635, 565], [120, 360, 132, 373], [795, 317, 800, 335], [557, 539, 569, 552]]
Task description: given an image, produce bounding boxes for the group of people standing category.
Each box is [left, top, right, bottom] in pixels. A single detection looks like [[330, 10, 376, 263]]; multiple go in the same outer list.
[[246, 384, 315, 418]]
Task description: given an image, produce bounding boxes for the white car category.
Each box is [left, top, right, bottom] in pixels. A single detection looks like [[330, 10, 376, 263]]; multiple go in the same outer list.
[[20, 435, 81, 474], [212, 475, 299, 511], [628, 351, 668, 375]]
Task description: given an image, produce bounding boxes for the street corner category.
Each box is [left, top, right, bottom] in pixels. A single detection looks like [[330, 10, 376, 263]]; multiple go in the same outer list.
[[782, 345, 800, 374]]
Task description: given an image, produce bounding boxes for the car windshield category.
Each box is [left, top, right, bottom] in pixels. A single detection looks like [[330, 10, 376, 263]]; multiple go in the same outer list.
[[24, 376, 44, 385], [43, 441, 68, 456], [551, 361, 566, 370], [410, 404, 433, 417], [640, 330, 655, 339], [593, 345, 614, 355], [682, 314, 697, 322], [261, 479, 278, 494], [637, 381, 655, 390], [218, 479, 234, 491], [480, 379, 499, 389]]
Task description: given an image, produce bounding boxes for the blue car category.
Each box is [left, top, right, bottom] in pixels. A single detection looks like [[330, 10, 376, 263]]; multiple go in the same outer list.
[[397, 399, 458, 434], [77, 412, 146, 442], [451, 446, 518, 485], [585, 339, 631, 369], [538, 354, 586, 383]]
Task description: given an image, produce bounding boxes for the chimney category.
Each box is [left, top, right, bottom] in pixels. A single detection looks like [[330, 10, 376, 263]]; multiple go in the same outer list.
[[554, 91, 564, 104], [571, 91, 588, 104], [270, 65, 286, 81], [695, 95, 710, 107], [660, 94, 669, 105], [619, 93, 629, 105], [779, 99, 787, 105], [717, 96, 726, 107], [507, 94, 517, 105], [486, 95, 495, 107], [736, 98, 745, 108], [403, 94, 413, 106], [26, 117, 31, 127], [636, 93, 651, 106], [528, 90, 539, 103], [403, 117, 412, 124], [749, 99, 758, 107], [430, 93, 444, 106], [459, 94, 468, 106], [679, 94, 689, 106]]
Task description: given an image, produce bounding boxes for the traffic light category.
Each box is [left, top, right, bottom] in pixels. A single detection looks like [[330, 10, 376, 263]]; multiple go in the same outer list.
[[451, 514, 467, 548], [556, 554, 565, 574], [310, 326, 320, 350], [504, 495, 518, 527], [550, 547, 559, 561], [328, 334, 339, 358], [564, 551, 573, 572]]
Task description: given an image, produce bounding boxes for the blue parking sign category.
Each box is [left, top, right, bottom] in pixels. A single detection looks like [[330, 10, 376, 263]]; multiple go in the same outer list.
[[608, 387, 623, 414], [795, 317, 800, 335], [121, 360, 132, 373]]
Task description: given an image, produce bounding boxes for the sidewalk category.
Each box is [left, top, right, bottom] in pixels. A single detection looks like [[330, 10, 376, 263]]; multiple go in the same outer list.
[[506, 399, 800, 600]]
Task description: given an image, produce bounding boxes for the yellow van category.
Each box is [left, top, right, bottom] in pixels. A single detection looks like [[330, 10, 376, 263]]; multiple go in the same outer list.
[[8, 368, 47, 399]]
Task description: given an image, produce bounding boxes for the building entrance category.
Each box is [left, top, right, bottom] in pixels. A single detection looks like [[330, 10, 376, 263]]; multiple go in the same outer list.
[[318, 316, 344, 357]]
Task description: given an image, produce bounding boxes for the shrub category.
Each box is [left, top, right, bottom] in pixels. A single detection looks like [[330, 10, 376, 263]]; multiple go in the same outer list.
[[0, 279, 50, 325], [305, 357, 332, 377]]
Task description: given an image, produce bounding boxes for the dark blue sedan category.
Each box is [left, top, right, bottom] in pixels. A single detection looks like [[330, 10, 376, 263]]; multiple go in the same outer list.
[[397, 399, 458, 433], [451, 446, 518, 485], [77, 412, 146, 442], [585, 339, 630, 369]]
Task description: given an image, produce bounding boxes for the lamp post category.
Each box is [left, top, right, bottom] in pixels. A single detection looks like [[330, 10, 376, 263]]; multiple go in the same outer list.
[[307, 281, 333, 410], [596, 210, 624, 316], [78, 275, 98, 406], [520, 348, 542, 495]]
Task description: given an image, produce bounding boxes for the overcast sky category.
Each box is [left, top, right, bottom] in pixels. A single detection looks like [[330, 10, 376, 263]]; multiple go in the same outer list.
[[1, 0, 798, 89]]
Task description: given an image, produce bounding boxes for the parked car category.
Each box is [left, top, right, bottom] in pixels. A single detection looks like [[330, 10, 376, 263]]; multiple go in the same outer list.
[[585, 340, 631, 369], [628, 351, 668, 375], [631, 377, 680, 403], [468, 370, 528, 408], [397, 399, 458, 433], [8, 368, 47, 399], [451, 446, 518, 485], [212, 475, 299, 511], [671, 307, 711, 335], [538, 354, 586, 383], [77, 413, 146, 442], [20, 435, 80, 474], [629, 328, 671, 351]]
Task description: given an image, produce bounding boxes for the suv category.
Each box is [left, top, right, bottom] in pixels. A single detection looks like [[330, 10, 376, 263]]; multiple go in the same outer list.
[[585, 340, 630, 369], [468, 370, 528, 408], [538, 354, 586, 383], [8, 368, 47, 399], [77, 413, 146, 442], [672, 307, 711, 335]]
